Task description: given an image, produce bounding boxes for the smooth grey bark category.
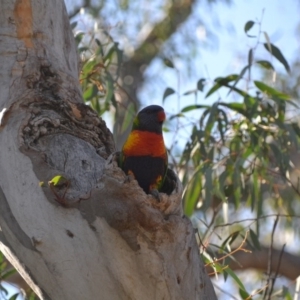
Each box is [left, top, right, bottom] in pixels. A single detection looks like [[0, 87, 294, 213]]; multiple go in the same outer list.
[[0, 0, 217, 299]]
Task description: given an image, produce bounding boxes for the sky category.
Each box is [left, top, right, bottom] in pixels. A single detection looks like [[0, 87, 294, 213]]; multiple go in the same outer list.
[[140, 0, 299, 111], [200, 0, 299, 78]]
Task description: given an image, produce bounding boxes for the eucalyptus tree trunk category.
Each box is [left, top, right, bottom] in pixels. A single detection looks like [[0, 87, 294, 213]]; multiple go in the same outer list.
[[0, 0, 216, 299]]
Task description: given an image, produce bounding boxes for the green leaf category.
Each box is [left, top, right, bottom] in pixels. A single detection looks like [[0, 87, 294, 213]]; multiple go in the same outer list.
[[204, 103, 219, 140], [225, 267, 247, 291], [248, 48, 253, 66], [162, 87, 175, 102], [199, 108, 211, 129], [184, 170, 202, 216], [104, 45, 117, 65], [229, 66, 249, 96], [256, 60, 275, 71], [217, 109, 228, 143], [163, 58, 174, 68], [281, 286, 292, 300], [244, 20, 255, 35], [220, 231, 239, 252], [83, 85, 98, 101], [75, 32, 84, 45], [233, 168, 241, 208], [250, 229, 261, 250], [120, 102, 135, 133], [95, 38, 101, 47], [183, 89, 197, 96], [181, 104, 210, 113], [1, 267, 16, 280], [219, 102, 248, 117], [206, 75, 239, 98], [0, 284, 8, 295], [71, 22, 77, 29], [105, 74, 114, 105], [9, 293, 20, 300], [244, 95, 258, 113], [197, 78, 206, 91], [48, 175, 68, 187], [251, 170, 259, 212], [78, 46, 89, 53], [263, 31, 271, 50], [169, 113, 184, 121], [204, 167, 213, 209], [114, 45, 123, 77], [206, 82, 222, 98], [239, 288, 251, 299], [254, 81, 290, 100], [263, 43, 290, 73], [81, 59, 97, 75], [225, 84, 249, 98]]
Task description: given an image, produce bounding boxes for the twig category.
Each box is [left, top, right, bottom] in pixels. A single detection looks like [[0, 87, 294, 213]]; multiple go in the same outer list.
[[263, 215, 279, 300], [268, 243, 286, 297], [206, 230, 250, 268], [213, 213, 300, 229], [246, 284, 269, 300]]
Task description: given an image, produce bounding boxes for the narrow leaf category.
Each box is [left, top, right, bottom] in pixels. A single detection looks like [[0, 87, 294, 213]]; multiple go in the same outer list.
[[71, 22, 77, 29], [229, 66, 249, 95], [197, 78, 206, 91], [254, 81, 290, 100], [83, 85, 98, 101], [256, 60, 275, 70], [162, 87, 175, 102], [120, 102, 135, 133], [204, 167, 213, 209], [183, 89, 197, 96], [49, 175, 68, 187], [206, 75, 238, 98], [248, 48, 253, 66], [205, 103, 219, 139], [184, 170, 202, 216], [219, 102, 247, 117], [1, 268, 17, 280], [263, 43, 290, 73], [244, 21, 255, 35], [250, 229, 261, 250], [163, 58, 174, 68], [9, 294, 20, 300], [181, 104, 210, 113], [239, 288, 251, 299], [263, 31, 271, 49], [225, 267, 247, 291]]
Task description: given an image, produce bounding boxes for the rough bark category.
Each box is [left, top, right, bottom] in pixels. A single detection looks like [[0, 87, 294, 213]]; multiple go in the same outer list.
[[0, 0, 216, 299]]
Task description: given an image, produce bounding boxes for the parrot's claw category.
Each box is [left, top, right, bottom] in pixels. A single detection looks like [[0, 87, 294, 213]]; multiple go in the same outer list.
[[150, 189, 161, 202]]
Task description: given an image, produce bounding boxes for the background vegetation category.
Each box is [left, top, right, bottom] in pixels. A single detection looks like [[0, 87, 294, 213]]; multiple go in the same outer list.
[[1, 0, 300, 299]]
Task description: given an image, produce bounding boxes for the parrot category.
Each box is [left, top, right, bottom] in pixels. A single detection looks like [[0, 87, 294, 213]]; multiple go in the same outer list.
[[120, 105, 169, 196]]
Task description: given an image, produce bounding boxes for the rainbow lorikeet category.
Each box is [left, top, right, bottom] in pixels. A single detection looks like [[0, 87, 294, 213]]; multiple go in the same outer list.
[[120, 105, 169, 196]]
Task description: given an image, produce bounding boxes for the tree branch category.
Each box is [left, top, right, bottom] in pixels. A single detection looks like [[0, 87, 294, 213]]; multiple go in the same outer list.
[[207, 246, 300, 281]]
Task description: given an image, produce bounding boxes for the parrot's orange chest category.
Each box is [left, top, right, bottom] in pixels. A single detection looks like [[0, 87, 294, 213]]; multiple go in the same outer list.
[[122, 130, 166, 159]]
